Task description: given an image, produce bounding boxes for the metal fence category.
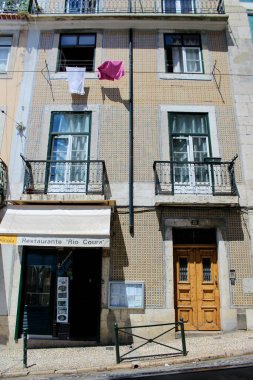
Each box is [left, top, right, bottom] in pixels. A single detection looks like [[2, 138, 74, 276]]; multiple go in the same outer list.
[[114, 320, 187, 364], [154, 158, 237, 196], [29, 0, 225, 15], [21, 155, 107, 195]]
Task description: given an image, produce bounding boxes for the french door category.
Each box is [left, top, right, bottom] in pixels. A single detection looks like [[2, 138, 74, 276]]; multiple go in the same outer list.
[[48, 134, 89, 192], [172, 135, 211, 193], [164, 0, 196, 14], [66, 0, 97, 14]]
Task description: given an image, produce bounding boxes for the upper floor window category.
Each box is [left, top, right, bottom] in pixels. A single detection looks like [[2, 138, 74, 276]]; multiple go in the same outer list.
[[57, 33, 96, 72], [0, 36, 12, 72], [164, 34, 203, 74], [65, 0, 97, 14]]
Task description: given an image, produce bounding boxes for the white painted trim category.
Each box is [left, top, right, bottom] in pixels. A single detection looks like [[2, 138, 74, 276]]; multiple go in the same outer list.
[[159, 104, 221, 161]]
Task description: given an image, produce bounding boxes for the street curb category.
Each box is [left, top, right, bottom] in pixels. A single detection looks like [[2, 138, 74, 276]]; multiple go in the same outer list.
[[1, 351, 253, 378]]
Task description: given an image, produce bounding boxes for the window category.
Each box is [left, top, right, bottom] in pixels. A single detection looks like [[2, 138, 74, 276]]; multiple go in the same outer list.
[[65, 0, 97, 14], [164, 0, 195, 14], [169, 113, 211, 188], [164, 34, 203, 73], [57, 33, 96, 72], [0, 36, 12, 72], [48, 112, 91, 192]]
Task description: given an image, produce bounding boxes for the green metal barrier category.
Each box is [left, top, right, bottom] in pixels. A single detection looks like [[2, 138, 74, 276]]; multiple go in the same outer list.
[[114, 319, 187, 364]]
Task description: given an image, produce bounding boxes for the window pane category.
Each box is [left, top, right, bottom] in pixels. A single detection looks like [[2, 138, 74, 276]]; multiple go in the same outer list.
[[61, 35, 78, 46], [0, 36, 12, 46], [0, 47, 10, 71], [185, 48, 201, 73], [52, 113, 90, 133], [179, 258, 188, 281], [79, 34, 96, 46], [165, 34, 182, 46], [26, 265, 52, 307], [183, 34, 200, 46], [203, 258, 212, 282], [172, 114, 207, 134]]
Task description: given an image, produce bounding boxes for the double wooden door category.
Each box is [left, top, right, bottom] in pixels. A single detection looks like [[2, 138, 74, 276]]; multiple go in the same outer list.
[[174, 245, 220, 330]]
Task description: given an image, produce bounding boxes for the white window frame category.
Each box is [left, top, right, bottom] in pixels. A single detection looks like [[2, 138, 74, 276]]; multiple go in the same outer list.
[[0, 32, 19, 78], [65, 0, 98, 14]]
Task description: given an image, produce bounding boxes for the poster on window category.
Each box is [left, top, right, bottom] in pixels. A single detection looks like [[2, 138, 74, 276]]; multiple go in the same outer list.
[[108, 282, 144, 309], [57, 277, 69, 323]]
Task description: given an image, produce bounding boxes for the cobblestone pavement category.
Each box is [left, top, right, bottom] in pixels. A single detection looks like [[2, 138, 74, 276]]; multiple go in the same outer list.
[[0, 331, 253, 378]]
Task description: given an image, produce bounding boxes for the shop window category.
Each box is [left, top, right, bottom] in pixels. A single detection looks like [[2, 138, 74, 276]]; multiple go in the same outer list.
[[0, 36, 12, 72], [57, 33, 96, 72], [164, 34, 203, 73]]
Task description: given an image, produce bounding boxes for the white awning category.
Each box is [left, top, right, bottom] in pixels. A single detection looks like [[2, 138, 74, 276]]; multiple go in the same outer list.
[[0, 205, 111, 247]]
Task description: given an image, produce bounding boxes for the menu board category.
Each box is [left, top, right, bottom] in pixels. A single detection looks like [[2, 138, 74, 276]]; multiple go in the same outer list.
[[108, 282, 144, 309], [56, 277, 69, 323]]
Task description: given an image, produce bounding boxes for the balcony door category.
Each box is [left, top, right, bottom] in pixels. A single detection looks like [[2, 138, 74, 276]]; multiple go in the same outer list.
[[170, 113, 212, 194], [164, 0, 196, 14], [47, 112, 91, 193], [65, 0, 97, 14]]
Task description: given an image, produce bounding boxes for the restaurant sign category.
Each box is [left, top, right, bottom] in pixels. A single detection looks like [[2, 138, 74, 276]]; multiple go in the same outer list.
[[0, 235, 110, 247]]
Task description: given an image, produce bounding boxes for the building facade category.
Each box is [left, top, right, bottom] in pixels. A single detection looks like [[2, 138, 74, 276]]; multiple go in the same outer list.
[[1, 0, 253, 346]]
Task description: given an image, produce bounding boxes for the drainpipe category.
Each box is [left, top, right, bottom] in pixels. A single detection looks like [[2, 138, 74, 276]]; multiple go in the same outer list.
[[129, 29, 134, 234]]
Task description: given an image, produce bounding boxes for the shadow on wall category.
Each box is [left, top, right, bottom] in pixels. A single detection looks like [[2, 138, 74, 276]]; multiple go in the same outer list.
[[0, 246, 9, 345], [107, 209, 135, 345]]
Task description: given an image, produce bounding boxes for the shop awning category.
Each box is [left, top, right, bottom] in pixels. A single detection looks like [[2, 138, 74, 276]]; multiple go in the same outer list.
[[0, 205, 111, 247]]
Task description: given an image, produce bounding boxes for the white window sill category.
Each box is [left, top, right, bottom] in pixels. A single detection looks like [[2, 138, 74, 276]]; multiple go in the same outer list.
[[0, 71, 13, 79], [50, 72, 98, 80], [159, 73, 212, 81]]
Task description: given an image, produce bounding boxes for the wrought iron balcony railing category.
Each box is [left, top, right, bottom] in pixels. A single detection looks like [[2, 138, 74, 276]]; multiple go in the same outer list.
[[29, 0, 225, 15], [0, 158, 8, 203], [153, 157, 237, 196], [0, 0, 30, 13], [21, 155, 107, 195]]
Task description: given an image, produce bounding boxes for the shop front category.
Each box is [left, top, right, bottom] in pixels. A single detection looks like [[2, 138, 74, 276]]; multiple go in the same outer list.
[[0, 204, 111, 342]]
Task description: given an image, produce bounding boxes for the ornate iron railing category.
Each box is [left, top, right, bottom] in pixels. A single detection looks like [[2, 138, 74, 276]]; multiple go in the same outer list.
[[0, 158, 8, 203], [0, 0, 30, 13], [154, 157, 237, 196], [30, 0, 225, 15], [21, 155, 107, 195]]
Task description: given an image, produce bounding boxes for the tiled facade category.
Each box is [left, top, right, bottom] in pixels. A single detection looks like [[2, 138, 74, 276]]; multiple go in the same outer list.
[[0, 0, 253, 346]]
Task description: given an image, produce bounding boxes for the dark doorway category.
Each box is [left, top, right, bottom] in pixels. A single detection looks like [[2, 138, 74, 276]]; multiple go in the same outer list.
[[69, 248, 102, 341], [173, 228, 216, 244]]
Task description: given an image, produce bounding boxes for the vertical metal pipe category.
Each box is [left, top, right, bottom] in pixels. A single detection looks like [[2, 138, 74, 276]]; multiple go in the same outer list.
[[129, 29, 134, 234], [114, 323, 120, 364]]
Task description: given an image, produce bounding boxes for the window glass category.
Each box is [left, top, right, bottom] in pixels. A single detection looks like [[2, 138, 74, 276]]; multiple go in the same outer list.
[[26, 265, 52, 307], [0, 36, 11, 72], [165, 33, 203, 73], [171, 114, 208, 134], [58, 33, 96, 72], [203, 258, 212, 282], [52, 113, 90, 133], [179, 258, 188, 281]]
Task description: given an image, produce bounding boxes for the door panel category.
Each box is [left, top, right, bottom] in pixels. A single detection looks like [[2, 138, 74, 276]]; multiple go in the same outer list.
[[174, 246, 220, 331]]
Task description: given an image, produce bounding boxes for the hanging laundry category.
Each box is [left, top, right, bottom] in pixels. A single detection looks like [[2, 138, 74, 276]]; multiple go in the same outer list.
[[66, 67, 86, 95], [97, 61, 125, 81]]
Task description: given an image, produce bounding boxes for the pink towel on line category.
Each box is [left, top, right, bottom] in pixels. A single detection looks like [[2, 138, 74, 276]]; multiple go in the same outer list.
[[97, 61, 125, 81]]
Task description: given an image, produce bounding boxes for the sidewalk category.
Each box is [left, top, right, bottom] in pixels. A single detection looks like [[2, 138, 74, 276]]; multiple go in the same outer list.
[[1, 330, 253, 378]]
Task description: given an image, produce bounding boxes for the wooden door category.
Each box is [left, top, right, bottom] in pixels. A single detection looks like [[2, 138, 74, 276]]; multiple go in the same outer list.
[[174, 245, 220, 331]]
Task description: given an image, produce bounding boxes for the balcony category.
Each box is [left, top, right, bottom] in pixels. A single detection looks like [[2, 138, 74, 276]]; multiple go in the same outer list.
[[21, 156, 109, 201], [0, 158, 8, 204], [153, 158, 238, 206], [29, 0, 225, 15]]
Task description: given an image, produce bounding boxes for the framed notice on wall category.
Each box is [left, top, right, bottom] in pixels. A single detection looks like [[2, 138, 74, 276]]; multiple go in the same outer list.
[[57, 277, 69, 323], [108, 281, 144, 309]]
